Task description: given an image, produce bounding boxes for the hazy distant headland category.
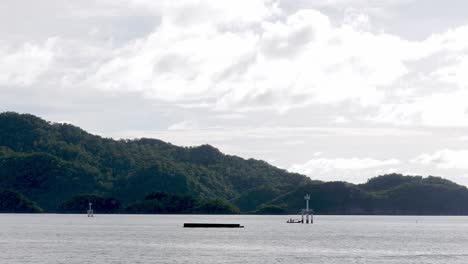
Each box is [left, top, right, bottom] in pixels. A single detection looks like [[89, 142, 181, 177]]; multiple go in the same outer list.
[[1, 112, 468, 215]]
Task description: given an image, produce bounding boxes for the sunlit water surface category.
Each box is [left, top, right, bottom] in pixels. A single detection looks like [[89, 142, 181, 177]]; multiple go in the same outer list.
[[1, 214, 467, 263]]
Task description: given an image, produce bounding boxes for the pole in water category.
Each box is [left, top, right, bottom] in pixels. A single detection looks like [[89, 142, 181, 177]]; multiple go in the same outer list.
[[303, 194, 312, 224], [87, 202, 94, 217], [304, 194, 310, 211]]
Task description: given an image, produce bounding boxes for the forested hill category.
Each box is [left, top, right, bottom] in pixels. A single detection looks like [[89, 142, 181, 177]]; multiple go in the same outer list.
[[265, 174, 468, 215], [2, 112, 468, 215], [0, 112, 309, 212]]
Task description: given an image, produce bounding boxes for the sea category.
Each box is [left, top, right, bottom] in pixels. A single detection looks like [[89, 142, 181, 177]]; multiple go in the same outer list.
[[1, 214, 467, 263]]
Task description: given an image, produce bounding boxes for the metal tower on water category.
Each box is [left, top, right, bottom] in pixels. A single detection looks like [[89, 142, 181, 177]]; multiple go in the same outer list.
[[87, 202, 94, 217], [301, 194, 313, 224]]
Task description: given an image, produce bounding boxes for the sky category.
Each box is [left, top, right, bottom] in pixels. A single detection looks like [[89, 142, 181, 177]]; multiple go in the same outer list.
[[2, 0, 468, 185]]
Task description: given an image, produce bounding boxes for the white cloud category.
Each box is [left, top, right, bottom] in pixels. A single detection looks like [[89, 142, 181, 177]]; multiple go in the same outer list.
[[435, 54, 468, 88], [283, 140, 306, 146], [370, 89, 468, 127], [289, 156, 400, 183], [0, 38, 56, 86], [110, 126, 430, 145], [167, 120, 199, 131], [310, 0, 412, 5], [333, 116, 350, 124], [88, 3, 437, 112], [83, 1, 468, 119], [411, 149, 468, 169], [5, 0, 468, 128], [291, 157, 400, 171], [343, 8, 371, 31], [118, 0, 278, 25], [214, 113, 246, 120], [368, 26, 468, 127]]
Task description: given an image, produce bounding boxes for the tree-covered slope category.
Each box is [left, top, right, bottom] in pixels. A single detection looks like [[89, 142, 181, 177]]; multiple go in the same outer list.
[[0, 188, 43, 213], [265, 174, 468, 215], [125, 192, 240, 214], [265, 181, 374, 214], [2, 112, 468, 215], [0, 112, 310, 211]]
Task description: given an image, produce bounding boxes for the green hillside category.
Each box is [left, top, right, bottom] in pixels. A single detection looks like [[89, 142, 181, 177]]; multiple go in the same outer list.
[[0, 188, 43, 213], [0, 112, 309, 212], [2, 112, 468, 215], [265, 174, 468, 215]]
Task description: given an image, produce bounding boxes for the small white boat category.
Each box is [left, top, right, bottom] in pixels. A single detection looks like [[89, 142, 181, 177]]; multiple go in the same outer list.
[[286, 219, 302, 224]]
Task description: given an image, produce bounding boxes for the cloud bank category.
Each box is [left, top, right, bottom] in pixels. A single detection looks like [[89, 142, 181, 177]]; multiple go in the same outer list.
[[290, 156, 400, 183], [2, 0, 468, 126], [3, 0, 468, 185]]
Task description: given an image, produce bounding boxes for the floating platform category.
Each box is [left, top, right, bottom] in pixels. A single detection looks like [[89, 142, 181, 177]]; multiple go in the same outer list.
[[183, 223, 244, 228]]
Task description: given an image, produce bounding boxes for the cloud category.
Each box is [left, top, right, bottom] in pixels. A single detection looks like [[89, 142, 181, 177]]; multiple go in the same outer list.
[[435, 54, 468, 88], [370, 89, 468, 126], [110, 126, 430, 146], [88, 2, 438, 112], [302, 0, 412, 6], [283, 140, 306, 146], [83, 1, 468, 120], [167, 120, 199, 131], [411, 149, 468, 169], [214, 113, 246, 120], [4, 0, 468, 128], [291, 157, 400, 171], [368, 26, 468, 127], [289, 156, 400, 182], [343, 8, 371, 31], [2, 0, 468, 142], [123, 0, 278, 25], [333, 116, 350, 124], [0, 38, 56, 86]]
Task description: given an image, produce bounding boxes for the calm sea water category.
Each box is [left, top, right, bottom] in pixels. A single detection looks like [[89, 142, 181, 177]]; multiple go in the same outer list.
[[1, 214, 467, 263]]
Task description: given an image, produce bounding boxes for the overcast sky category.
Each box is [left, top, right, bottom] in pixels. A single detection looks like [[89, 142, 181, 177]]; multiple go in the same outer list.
[[2, 0, 468, 185]]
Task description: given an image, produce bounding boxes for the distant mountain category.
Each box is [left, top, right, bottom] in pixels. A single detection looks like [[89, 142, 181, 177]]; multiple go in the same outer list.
[[1, 112, 468, 215], [266, 174, 468, 215], [0, 112, 308, 212]]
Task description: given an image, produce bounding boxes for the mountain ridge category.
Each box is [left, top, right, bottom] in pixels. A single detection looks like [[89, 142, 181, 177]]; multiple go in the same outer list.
[[2, 111, 468, 215], [0, 112, 309, 212]]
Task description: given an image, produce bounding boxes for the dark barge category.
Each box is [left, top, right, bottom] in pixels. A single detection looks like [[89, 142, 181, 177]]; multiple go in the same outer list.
[[183, 223, 244, 228]]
